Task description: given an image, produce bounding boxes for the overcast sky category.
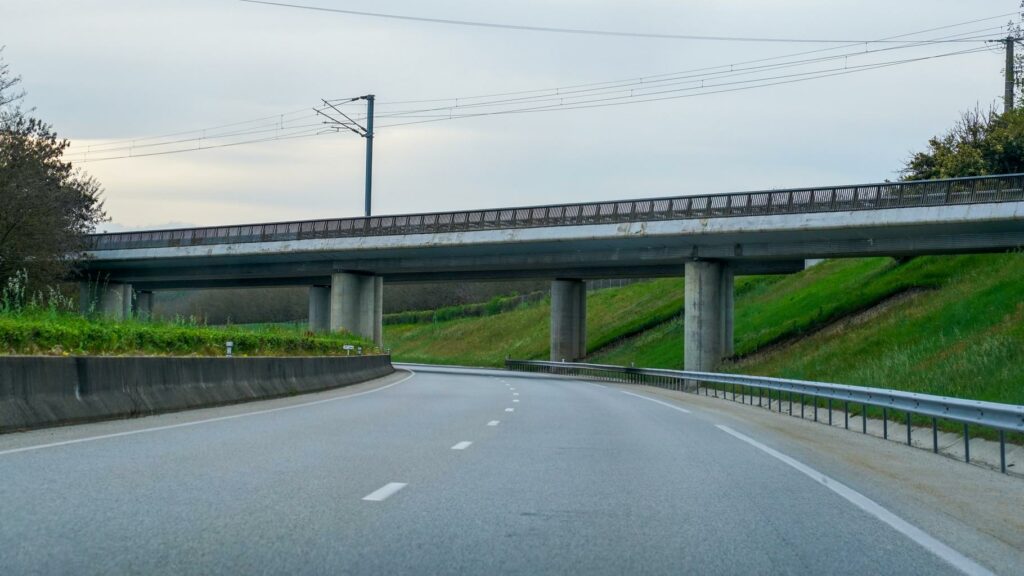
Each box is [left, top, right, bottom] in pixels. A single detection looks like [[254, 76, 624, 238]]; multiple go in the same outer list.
[[2, 0, 1018, 231]]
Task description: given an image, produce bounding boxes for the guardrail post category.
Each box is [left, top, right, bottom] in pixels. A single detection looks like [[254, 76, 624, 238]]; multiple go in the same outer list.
[[906, 412, 912, 446], [999, 431, 1006, 474], [883, 408, 888, 439], [862, 404, 867, 434], [963, 424, 970, 463], [932, 418, 938, 453]]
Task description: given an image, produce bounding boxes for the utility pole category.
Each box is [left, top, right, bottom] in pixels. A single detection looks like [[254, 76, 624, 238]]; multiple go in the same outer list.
[[315, 94, 376, 217], [1005, 36, 1015, 113], [364, 95, 374, 217]]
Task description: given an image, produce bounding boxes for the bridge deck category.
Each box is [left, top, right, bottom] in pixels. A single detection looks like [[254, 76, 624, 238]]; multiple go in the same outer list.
[[89, 174, 1024, 251]]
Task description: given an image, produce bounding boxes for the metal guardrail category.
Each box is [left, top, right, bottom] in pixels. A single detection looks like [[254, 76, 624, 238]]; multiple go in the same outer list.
[[87, 173, 1024, 251], [505, 359, 1024, 474]]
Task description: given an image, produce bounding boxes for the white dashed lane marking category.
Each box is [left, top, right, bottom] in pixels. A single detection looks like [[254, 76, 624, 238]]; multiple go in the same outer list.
[[451, 441, 473, 450], [487, 420, 500, 426], [505, 408, 515, 412], [362, 482, 407, 502]]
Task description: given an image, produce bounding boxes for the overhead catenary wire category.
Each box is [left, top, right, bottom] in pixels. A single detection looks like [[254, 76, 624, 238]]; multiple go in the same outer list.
[[310, 23, 1005, 122], [363, 29, 1005, 121], [239, 0, 1009, 44], [72, 107, 318, 153], [65, 46, 989, 163], [63, 12, 1017, 163], [67, 126, 331, 163], [374, 46, 994, 128], [361, 15, 1015, 108]]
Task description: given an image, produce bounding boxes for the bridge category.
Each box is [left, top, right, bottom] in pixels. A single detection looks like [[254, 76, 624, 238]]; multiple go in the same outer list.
[[80, 173, 1024, 370]]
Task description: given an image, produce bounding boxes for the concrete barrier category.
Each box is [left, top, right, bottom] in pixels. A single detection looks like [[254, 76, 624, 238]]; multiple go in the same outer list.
[[0, 355, 394, 433]]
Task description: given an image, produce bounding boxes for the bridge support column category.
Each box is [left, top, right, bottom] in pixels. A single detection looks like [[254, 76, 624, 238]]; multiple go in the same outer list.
[[308, 285, 331, 333], [134, 290, 153, 320], [550, 279, 586, 361], [720, 268, 734, 359], [330, 272, 382, 345], [684, 261, 724, 374], [80, 282, 131, 320]]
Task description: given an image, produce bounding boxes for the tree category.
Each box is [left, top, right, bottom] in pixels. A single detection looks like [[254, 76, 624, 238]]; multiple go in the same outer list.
[[901, 106, 1024, 180], [0, 50, 106, 292]]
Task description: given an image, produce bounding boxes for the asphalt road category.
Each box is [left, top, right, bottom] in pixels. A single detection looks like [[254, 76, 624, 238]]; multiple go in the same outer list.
[[0, 366, 1008, 575]]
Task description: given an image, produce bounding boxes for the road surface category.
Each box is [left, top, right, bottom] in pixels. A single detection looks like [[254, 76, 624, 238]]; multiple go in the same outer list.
[[0, 365, 1017, 575]]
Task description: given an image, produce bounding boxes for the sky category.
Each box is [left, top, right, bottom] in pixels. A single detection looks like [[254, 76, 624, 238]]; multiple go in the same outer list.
[[1, 0, 1018, 231]]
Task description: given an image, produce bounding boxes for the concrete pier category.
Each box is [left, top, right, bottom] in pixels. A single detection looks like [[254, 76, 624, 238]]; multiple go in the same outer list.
[[80, 282, 132, 320], [135, 290, 153, 320], [719, 268, 734, 358], [550, 279, 586, 361], [308, 285, 331, 333], [330, 272, 382, 344], [684, 261, 725, 372]]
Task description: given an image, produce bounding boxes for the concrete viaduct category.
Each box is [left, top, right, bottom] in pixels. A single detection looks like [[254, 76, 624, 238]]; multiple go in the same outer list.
[[79, 173, 1024, 371]]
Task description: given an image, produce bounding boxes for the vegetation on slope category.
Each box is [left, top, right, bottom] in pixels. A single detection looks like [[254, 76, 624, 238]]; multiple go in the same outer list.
[[0, 310, 375, 357], [387, 253, 1024, 406], [0, 276, 374, 357], [384, 278, 684, 367], [593, 253, 1024, 405]]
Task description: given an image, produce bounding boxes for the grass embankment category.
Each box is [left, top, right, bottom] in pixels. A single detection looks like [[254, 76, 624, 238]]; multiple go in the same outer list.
[[591, 254, 1024, 406], [0, 311, 375, 357], [384, 278, 684, 366], [387, 253, 1024, 406]]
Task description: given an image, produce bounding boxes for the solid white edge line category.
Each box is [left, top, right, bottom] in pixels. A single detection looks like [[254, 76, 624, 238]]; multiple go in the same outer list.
[[451, 441, 473, 450], [0, 370, 418, 458], [487, 420, 500, 426], [362, 482, 408, 502], [619, 390, 691, 414], [715, 424, 993, 576]]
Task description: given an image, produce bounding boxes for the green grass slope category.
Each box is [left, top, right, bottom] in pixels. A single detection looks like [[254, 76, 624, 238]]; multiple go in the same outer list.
[[384, 277, 684, 367], [387, 253, 1024, 405]]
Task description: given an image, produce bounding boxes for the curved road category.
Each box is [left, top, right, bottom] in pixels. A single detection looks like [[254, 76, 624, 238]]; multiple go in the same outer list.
[[0, 366, 1015, 575]]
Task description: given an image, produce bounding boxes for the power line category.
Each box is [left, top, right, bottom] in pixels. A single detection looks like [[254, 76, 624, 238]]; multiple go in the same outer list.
[[65, 13, 1017, 162], [67, 45, 988, 162], [65, 125, 334, 163], [239, 0, 1008, 44], [71, 107, 316, 153], [374, 46, 992, 127], [356, 24, 1008, 112], [366, 29, 1004, 121]]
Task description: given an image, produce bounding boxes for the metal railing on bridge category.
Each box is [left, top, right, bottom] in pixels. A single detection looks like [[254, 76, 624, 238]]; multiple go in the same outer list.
[[88, 173, 1024, 251], [505, 359, 1024, 475]]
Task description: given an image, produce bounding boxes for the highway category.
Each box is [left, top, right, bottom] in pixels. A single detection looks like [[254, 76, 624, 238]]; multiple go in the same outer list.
[[0, 366, 1020, 575]]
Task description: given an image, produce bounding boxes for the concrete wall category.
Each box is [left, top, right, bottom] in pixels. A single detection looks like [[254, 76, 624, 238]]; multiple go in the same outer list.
[[0, 355, 394, 433]]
